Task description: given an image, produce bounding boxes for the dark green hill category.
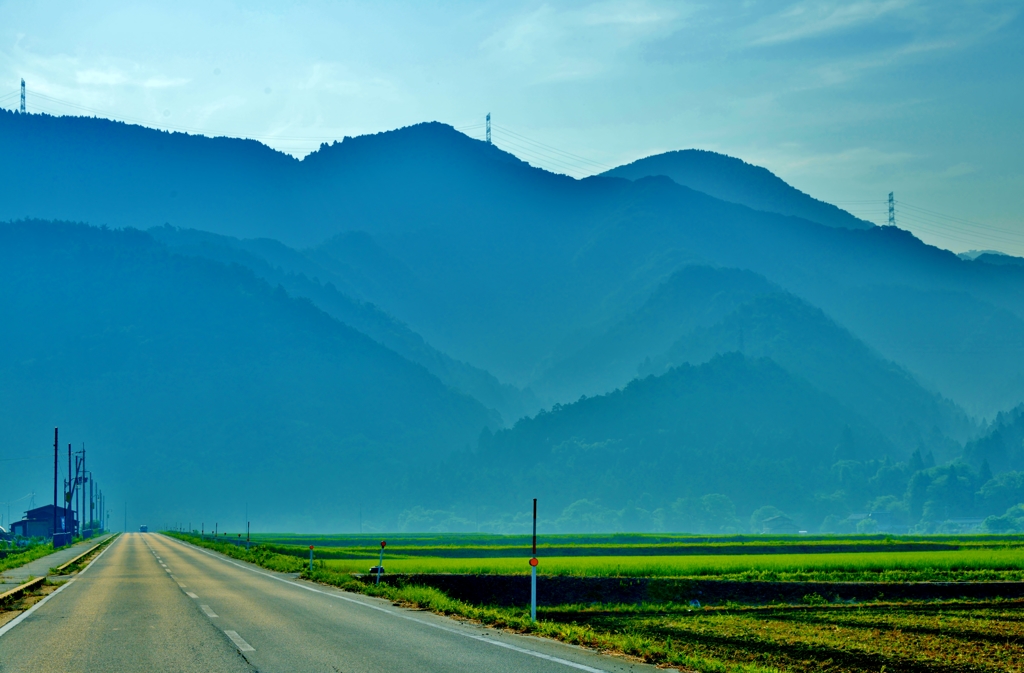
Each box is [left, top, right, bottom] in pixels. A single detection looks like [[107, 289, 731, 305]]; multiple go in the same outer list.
[[0, 220, 496, 530], [426, 353, 891, 529], [639, 293, 975, 456], [602, 149, 873, 230]]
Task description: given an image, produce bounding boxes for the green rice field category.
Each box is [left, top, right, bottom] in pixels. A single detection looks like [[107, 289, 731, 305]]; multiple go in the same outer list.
[[323, 548, 1024, 582]]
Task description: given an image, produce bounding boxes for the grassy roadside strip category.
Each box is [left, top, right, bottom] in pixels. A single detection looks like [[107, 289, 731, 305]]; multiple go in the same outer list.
[[0, 543, 57, 574], [1, 534, 119, 622], [163, 532, 773, 673], [50, 533, 119, 576]]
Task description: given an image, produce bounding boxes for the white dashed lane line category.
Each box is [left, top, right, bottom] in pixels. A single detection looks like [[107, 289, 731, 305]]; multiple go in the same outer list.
[[224, 630, 255, 652], [156, 544, 243, 652]]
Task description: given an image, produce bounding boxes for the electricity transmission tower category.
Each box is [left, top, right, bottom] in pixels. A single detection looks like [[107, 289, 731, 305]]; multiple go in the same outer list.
[[486, 113, 491, 144], [888, 192, 895, 227], [20, 79, 25, 113]]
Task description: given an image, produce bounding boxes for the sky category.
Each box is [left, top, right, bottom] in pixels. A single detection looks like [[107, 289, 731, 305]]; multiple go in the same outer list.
[[1, 0, 1022, 254]]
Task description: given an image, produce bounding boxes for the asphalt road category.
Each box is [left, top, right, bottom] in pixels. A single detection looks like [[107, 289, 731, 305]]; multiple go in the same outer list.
[[0, 534, 657, 673]]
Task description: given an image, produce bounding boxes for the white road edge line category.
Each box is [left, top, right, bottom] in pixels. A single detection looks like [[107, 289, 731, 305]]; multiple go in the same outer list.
[[0, 535, 120, 640], [164, 535, 608, 673], [224, 629, 255, 651], [201, 604, 219, 618]]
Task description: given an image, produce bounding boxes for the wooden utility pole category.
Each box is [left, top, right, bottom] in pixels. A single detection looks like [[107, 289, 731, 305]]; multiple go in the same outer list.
[[52, 428, 59, 540]]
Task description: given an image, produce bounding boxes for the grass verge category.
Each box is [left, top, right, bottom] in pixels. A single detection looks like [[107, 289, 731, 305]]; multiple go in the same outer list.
[[0, 543, 57, 575]]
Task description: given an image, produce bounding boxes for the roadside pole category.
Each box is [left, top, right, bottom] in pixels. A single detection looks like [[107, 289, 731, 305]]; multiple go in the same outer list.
[[309, 545, 314, 573], [377, 540, 386, 585], [52, 428, 58, 543], [530, 498, 538, 622]]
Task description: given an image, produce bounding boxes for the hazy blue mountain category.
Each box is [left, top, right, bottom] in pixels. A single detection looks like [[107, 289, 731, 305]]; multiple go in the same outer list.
[[0, 220, 497, 530], [421, 353, 892, 530], [601, 149, 873, 230], [532, 265, 779, 402], [639, 293, 975, 456], [146, 225, 540, 423], [975, 252, 1024, 268], [8, 111, 1024, 415]]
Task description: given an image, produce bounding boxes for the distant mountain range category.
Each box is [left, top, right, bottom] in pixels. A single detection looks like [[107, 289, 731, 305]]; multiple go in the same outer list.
[[2, 109, 1024, 531], [601, 149, 874, 230]]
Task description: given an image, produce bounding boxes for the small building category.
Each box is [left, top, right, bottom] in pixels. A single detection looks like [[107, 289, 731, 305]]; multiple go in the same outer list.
[[761, 515, 800, 534], [10, 505, 76, 539]]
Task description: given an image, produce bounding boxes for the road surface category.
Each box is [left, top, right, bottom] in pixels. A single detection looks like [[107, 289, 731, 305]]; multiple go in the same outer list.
[[0, 533, 657, 673]]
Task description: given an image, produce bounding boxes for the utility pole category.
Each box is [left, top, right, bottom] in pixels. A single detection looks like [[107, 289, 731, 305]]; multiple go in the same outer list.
[[888, 192, 895, 227], [124, 501, 126, 533], [485, 113, 491, 144], [66, 443, 71, 530], [53, 428, 58, 542], [82, 444, 86, 533], [20, 79, 25, 114]]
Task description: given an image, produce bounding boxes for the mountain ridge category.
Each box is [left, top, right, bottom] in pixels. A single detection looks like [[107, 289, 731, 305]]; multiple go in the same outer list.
[[602, 149, 874, 230]]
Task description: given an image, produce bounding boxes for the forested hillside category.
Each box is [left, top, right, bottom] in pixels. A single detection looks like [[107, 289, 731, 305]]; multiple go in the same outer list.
[[421, 353, 891, 532]]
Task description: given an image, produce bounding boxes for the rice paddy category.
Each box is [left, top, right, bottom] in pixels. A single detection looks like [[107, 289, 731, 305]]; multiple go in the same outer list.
[[315, 547, 1024, 581]]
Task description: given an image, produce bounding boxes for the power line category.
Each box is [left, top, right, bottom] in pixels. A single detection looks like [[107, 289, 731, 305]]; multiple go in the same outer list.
[[492, 123, 616, 172]]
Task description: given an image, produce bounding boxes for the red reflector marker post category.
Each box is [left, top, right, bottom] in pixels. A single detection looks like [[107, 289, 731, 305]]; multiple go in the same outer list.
[[309, 545, 314, 573], [530, 498, 537, 622]]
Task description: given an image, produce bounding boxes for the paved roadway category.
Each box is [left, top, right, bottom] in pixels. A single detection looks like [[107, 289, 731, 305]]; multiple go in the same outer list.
[[0, 533, 657, 673]]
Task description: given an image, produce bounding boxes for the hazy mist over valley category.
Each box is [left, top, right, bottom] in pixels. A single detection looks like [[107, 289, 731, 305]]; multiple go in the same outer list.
[[2, 1, 1024, 538]]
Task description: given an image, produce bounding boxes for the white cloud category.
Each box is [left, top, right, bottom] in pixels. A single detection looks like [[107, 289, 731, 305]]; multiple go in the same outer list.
[[481, 0, 689, 81], [746, 0, 912, 46]]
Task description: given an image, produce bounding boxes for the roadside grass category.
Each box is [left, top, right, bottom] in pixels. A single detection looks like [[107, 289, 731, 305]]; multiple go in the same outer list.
[[0, 543, 55, 574], [165, 532, 1024, 672]]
